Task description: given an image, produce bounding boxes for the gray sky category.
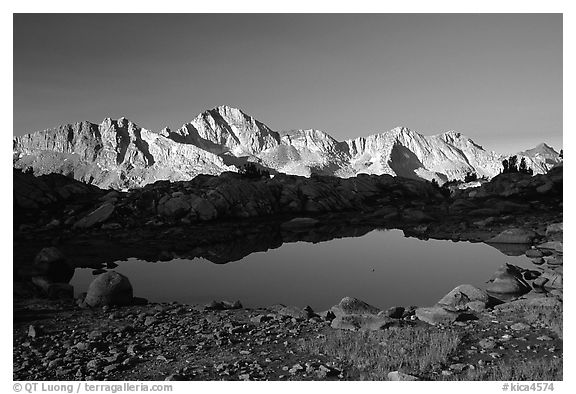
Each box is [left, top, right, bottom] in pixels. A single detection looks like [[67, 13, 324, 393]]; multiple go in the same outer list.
[[13, 14, 562, 154]]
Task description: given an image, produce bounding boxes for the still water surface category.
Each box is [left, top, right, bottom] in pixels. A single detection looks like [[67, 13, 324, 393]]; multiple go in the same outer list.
[[71, 229, 531, 310]]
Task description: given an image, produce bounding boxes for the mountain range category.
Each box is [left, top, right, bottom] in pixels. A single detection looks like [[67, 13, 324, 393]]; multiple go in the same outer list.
[[13, 105, 562, 190]]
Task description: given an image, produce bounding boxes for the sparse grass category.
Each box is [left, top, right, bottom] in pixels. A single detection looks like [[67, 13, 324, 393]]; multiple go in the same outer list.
[[520, 304, 563, 338], [459, 357, 563, 381], [499, 303, 563, 338], [298, 326, 462, 380]]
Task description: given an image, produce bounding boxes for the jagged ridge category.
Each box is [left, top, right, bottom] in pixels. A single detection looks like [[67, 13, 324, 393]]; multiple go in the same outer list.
[[13, 105, 562, 189]]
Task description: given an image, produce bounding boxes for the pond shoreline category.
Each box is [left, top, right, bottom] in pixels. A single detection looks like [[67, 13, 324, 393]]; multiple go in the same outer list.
[[13, 213, 563, 381], [13, 167, 563, 381]]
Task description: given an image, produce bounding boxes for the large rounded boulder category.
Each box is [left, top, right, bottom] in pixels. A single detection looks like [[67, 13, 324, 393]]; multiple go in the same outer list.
[[33, 247, 74, 283], [85, 271, 133, 307]]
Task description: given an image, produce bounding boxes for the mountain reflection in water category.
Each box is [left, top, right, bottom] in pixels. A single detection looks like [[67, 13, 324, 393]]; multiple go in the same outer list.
[[71, 229, 531, 311]]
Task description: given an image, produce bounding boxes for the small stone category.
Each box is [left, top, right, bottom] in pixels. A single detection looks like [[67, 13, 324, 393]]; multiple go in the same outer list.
[[449, 363, 467, 372], [48, 359, 63, 369], [510, 322, 530, 331], [86, 359, 103, 371], [127, 344, 140, 355], [387, 371, 419, 381], [250, 315, 272, 324], [537, 335, 553, 341], [479, 339, 497, 349], [88, 330, 103, 339], [103, 364, 118, 374], [288, 363, 304, 374]]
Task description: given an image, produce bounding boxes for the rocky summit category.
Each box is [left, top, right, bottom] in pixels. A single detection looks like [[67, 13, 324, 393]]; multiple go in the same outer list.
[[13, 106, 562, 190]]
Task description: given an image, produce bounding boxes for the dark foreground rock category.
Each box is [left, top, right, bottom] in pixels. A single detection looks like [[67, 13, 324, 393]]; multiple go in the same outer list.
[[84, 271, 134, 307]]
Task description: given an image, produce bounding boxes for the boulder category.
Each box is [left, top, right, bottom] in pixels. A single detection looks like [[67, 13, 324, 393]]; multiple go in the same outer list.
[[33, 247, 74, 283], [465, 301, 487, 312], [539, 270, 563, 290], [415, 306, 461, 325], [525, 249, 543, 258], [330, 296, 381, 317], [537, 241, 563, 253], [437, 284, 490, 311], [545, 255, 563, 266], [487, 228, 536, 244], [545, 223, 563, 241], [73, 202, 115, 229], [328, 297, 393, 331], [157, 197, 190, 219], [190, 198, 217, 221], [486, 264, 531, 295], [532, 276, 548, 288], [84, 271, 133, 307]]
